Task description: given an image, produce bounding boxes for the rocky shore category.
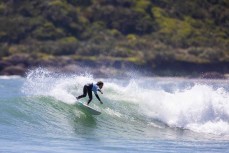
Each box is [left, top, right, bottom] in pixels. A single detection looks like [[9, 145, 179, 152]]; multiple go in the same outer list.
[[0, 54, 137, 77], [0, 1, 228, 80], [0, 54, 228, 79]]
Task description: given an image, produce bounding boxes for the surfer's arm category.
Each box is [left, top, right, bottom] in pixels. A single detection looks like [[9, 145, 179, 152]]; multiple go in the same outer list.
[[98, 89, 103, 94], [95, 94, 103, 104]]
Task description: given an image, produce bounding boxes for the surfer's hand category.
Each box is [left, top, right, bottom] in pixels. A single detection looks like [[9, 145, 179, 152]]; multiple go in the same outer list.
[[100, 101, 103, 104]]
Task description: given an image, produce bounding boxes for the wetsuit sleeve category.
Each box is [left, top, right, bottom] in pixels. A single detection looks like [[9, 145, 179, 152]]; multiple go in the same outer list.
[[98, 89, 103, 94]]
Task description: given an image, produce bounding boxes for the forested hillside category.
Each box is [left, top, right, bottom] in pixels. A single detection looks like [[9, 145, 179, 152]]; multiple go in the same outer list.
[[0, 0, 228, 76]]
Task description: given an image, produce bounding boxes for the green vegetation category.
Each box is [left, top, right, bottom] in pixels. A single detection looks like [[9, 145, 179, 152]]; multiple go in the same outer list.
[[0, 0, 228, 75]]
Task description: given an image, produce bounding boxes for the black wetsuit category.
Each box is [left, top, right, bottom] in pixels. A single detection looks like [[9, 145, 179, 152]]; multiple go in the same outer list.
[[77, 83, 101, 105]]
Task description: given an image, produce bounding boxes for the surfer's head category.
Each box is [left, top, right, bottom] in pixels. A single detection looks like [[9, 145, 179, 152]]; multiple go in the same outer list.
[[97, 81, 104, 89]]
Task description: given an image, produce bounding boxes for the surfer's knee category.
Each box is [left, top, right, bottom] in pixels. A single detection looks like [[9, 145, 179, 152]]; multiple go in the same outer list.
[[82, 94, 87, 97]]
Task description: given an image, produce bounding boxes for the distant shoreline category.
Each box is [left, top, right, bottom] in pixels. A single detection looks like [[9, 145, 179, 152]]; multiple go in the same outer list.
[[1, 1, 228, 80], [0, 57, 228, 79]]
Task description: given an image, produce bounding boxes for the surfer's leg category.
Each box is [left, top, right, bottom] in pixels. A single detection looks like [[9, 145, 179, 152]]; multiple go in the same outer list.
[[87, 90, 93, 105], [77, 85, 88, 99]]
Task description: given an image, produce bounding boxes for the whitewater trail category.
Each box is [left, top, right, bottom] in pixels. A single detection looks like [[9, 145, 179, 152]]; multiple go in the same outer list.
[[22, 68, 229, 137]]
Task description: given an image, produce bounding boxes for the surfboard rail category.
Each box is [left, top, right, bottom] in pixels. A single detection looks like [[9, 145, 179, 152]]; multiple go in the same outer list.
[[76, 101, 101, 115]]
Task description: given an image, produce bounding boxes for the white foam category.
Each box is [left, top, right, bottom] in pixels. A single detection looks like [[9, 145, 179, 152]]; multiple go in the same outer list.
[[138, 84, 229, 135], [104, 78, 229, 136], [187, 120, 229, 135], [104, 107, 122, 118], [22, 68, 229, 136], [22, 68, 95, 104], [0, 75, 22, 79]]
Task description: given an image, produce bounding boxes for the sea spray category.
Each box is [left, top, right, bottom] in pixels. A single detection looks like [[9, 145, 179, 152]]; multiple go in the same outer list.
[[137, 84, 229, 135], [3, 69, 229, 153], [102, 77, 229, 135], [22, 68, 229, 136], [22, 68, 96, 104]]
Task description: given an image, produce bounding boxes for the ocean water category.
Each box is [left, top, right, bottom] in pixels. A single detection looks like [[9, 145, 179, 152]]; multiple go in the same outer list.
[[0, 68, 229, 153]]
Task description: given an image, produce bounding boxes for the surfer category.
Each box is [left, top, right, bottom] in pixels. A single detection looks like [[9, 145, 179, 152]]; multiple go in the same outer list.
[[76, 81, 104, 105]]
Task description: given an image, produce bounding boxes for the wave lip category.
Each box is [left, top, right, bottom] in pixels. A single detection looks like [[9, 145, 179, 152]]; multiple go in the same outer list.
[[22, 68, 229, 138], [141, 84, 229, 136]]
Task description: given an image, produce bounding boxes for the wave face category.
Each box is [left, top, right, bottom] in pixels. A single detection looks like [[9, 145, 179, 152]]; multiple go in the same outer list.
[[1, 68, 229, 152], [19, 68, 229, 139]]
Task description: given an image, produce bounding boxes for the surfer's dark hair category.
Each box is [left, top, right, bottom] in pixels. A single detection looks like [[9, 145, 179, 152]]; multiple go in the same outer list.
[[97, 81, 103, 86]]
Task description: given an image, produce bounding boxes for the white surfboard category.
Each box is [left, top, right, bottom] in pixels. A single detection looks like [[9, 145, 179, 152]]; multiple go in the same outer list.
[[77, 101, 101, 115]]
